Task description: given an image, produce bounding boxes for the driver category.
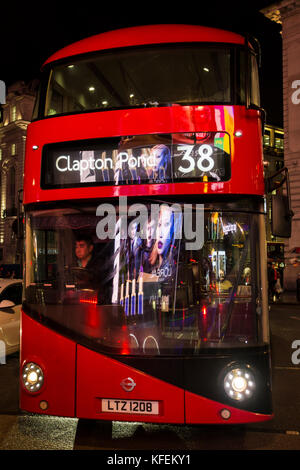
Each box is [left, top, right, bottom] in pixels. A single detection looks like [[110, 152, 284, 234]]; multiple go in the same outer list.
[[74, 234, 100, 290], [75, 235, 94, 268]]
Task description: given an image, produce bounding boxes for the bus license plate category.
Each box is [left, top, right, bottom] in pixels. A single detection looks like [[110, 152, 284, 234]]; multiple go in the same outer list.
[[101, 398, 159, 415]]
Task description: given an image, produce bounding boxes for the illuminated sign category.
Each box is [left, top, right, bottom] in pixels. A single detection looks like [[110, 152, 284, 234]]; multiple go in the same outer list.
[[41, 132, 230, 189]]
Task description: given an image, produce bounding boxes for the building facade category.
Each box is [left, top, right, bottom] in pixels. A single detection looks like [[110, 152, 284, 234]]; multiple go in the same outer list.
[[0, 81, 36, 265], [262, 0, 300, 289]]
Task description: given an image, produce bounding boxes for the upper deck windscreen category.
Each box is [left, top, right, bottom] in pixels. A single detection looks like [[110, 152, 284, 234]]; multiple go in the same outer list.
[[44, 45, 232, 116]]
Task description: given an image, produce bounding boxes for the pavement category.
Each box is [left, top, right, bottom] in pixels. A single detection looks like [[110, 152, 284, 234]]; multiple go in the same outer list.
[[273, 290, 300, 305]]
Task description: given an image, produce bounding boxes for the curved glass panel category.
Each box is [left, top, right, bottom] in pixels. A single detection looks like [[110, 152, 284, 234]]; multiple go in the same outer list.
[[24, 199, 266, 355], [45, 46, 232, 116]]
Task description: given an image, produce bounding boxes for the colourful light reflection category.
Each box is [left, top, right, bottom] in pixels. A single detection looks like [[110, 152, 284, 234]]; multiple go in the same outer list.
[[79, 298, 97, 304]]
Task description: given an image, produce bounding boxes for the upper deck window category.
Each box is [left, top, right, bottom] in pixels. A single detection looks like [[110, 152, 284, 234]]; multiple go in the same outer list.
[[44, 45, 232, 116]]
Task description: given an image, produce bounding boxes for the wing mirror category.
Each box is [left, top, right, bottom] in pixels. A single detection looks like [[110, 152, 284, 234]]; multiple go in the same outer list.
[[266, 167, 293, 238]]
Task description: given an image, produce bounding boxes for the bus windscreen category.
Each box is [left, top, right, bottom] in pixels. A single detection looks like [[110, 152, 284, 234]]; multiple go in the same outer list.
[[24, 199, 264, 354], [44, 45, 232, 116]]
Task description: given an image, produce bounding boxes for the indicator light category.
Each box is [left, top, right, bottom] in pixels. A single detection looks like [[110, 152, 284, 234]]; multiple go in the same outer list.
[[39, 400, 48, 410], [220, 408, 231, 420]]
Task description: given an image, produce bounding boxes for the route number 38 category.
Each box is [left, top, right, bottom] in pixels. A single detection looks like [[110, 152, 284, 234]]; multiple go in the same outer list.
[[178, 144, 215, 174]]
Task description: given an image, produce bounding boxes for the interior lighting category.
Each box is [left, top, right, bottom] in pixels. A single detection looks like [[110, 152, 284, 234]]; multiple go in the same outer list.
[[235, 130, 243, 137], [89, 86, 95, 92], [22, 362, 44, 393], [224, 367, 255, 401], [203, 67, 210, 72]]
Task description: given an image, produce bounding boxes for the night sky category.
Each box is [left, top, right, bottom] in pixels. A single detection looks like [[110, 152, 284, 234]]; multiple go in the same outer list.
[[1, 0, 282, 126]]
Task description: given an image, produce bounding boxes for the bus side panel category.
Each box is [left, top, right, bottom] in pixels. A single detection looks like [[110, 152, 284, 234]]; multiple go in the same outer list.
[[76, 345, 185, 423], [20, 311, 76, 417], [185, 391, 273, 424]]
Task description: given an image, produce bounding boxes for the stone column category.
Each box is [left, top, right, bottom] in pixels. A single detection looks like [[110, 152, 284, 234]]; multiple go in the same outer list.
[[262, 1, 300, 289]]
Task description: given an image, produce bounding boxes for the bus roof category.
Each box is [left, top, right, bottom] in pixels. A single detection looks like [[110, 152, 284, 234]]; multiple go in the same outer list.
[[42, 24, 245, 67]]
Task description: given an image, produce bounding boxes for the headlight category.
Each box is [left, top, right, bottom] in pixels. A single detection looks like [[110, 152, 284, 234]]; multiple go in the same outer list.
[[22, 362, 44, 393], [224, 367, 255, 401]]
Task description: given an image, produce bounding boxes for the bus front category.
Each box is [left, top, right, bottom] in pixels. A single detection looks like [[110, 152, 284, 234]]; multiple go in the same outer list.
[[20, 25, 272, 424]]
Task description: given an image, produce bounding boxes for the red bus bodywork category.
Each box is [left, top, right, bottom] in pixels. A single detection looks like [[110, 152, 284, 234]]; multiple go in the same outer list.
[[23, 105, 264, 204], [20, 25, 272, 424]]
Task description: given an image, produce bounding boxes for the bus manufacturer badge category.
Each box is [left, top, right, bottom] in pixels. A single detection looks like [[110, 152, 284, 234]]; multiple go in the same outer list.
[[120, 377, 136, 392]]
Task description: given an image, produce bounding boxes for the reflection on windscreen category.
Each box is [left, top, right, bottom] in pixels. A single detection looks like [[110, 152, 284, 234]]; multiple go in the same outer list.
[[24, 201, 262, 355]]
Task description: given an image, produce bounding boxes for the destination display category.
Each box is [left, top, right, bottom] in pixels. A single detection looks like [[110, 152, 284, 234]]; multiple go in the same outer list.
[[41, 132, 231, 188]]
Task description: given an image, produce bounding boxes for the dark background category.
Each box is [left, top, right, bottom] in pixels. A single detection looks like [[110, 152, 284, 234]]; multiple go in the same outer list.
[[1, 0, 282, 126]]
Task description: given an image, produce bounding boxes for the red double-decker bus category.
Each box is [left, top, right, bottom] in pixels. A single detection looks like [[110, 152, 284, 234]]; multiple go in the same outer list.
[[20, 24, 275, 424]]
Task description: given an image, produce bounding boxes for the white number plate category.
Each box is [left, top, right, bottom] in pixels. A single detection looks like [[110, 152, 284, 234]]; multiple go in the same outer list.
[[101, 398, 159, 415]]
